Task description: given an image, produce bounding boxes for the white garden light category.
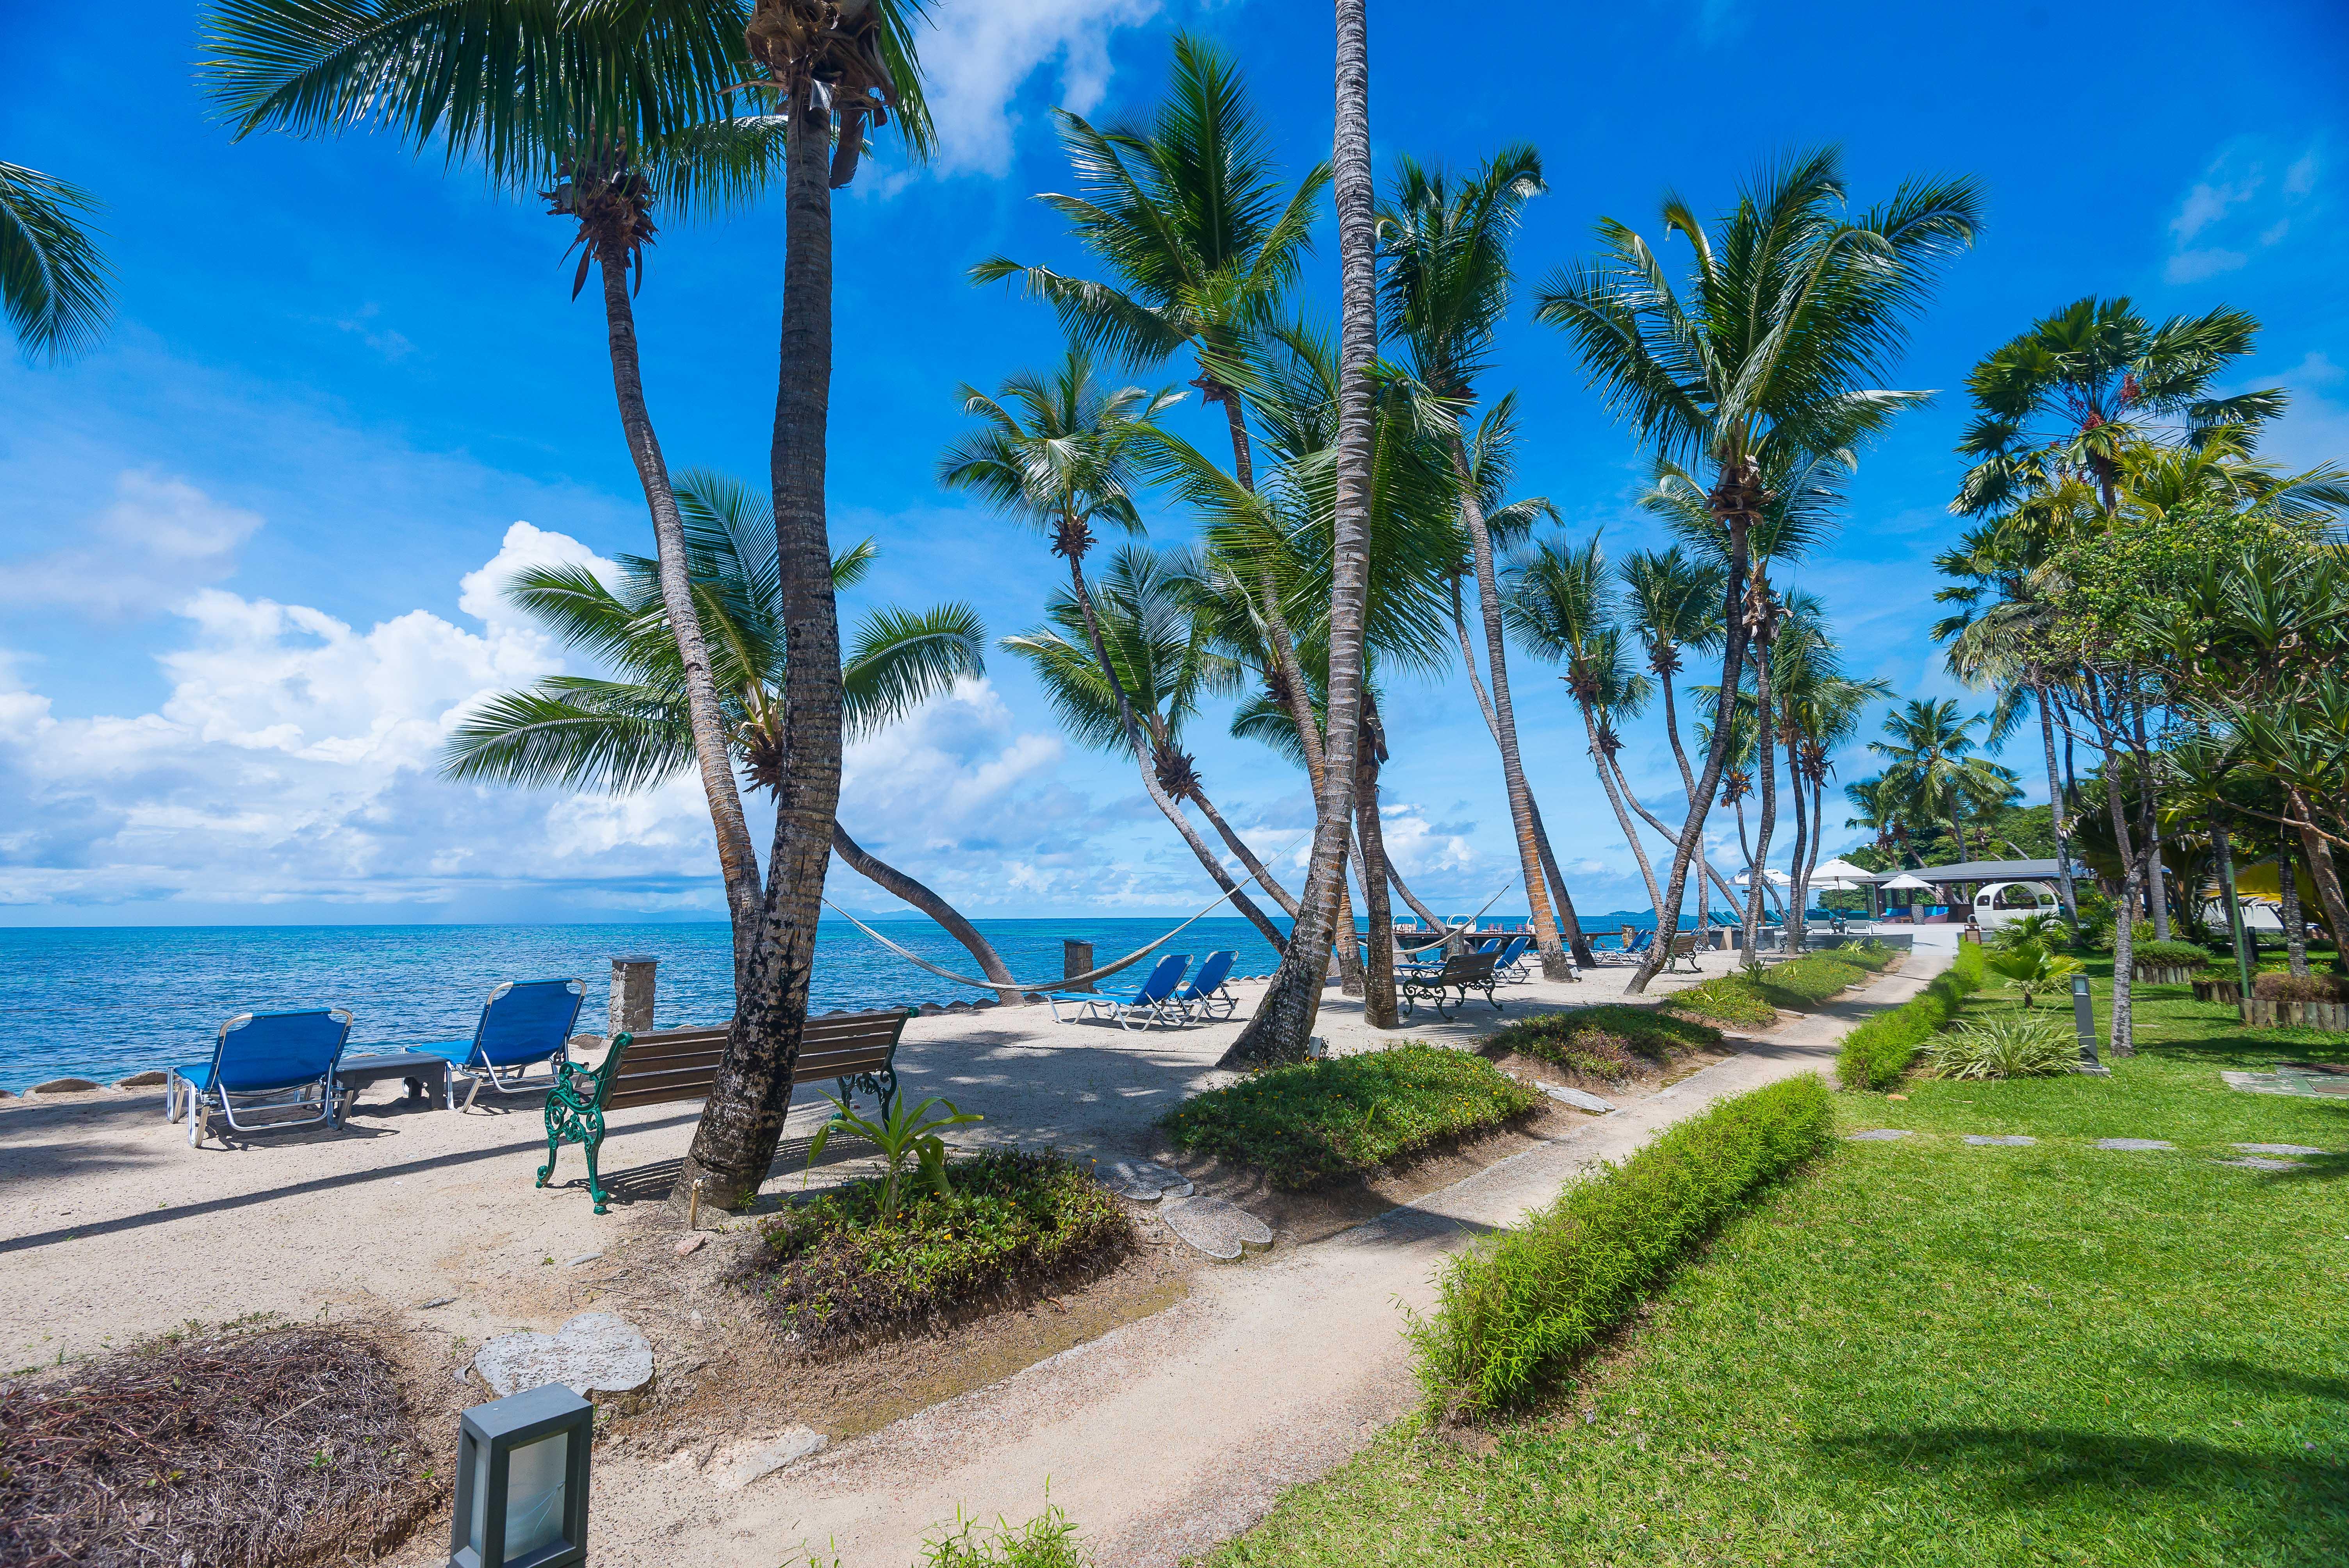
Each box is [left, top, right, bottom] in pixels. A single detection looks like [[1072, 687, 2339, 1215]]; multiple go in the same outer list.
[[449, 1383, 592, 1568]]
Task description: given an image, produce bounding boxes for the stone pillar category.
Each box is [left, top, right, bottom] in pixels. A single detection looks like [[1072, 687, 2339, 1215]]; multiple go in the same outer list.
[[1063, 939, 1096, 992], [609, 955, 658, 1037]]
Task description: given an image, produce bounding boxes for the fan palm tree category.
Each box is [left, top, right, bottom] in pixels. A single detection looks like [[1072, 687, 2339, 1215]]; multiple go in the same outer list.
[[441, 469, 1020, 1001], [1376, 144, 1585, 980], [1536, 148, 1981, 989], [1, 160, 112, 362], [1223, 0, 1376, 1064], [1869, 699, 2012, 864], [939, 353, 1289, 946], [1955, 296, 2288, 518]]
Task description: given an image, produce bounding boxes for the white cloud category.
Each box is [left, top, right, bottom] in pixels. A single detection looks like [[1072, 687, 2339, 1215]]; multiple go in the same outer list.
[[2162, 139, 2322, 284], [0, 472, 261, 619], [915, 0, 1162, 178], [2170, 176, 2257, 243], [2284, 148, 2320, 197], [2163, 247, 2248, 284]]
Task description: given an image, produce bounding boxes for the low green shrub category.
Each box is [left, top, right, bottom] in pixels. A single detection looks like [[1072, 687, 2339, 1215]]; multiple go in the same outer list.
[[750, 1149, 1129, 1347], [2253, 971, 2349, 1002], [1763, 954, 1872, 1005], [1158, 1043, 1541, 1189], [1661, 973, 1778, 1026], [1485, 1005, 1723, 1080], [920, 1503, 1089, 1568], [1831, 939, 1898, 972], [1920, 1013, 2078, 1079], [2134, 938, 2223, 969], [1664, 955, 1870, 1025], [1409, 1074, 1836, 1414], [1834, 942, 1989, 1091]]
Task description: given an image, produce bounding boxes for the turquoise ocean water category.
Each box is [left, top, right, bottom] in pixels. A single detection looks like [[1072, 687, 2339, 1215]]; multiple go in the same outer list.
[[0, 911, 1668, 1091]]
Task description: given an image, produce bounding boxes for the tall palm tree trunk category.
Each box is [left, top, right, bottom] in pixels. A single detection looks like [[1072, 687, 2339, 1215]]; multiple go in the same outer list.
[[2035, 677, 2080, 929], [2211, 814, 2254, 997], [685, 95, 845, 1208], [1630, 510, 1749, 995], [1451, 578, 1590, 962], [1333, 875, 1365, 994], [2094, 726, 2140, 1056], [831, 822, 1021, 1005], [2131, 697, 2172, 940], [1740, 624, 1781, 964], [1063, 556, 1290, 950], [1613, 765, 1748, 912], [1449, 436, 1570, 978], [1224, 0, 1372, 1065], [2288, 790, 2349, 959], [592, 248, 763, 975], [2279, 847, 2309, 976], [1355, 716, 1398, 1026], [1784, 741, 1811, 953], [1580, 706, 1665, 916], [1190, 786, 1298, 916]]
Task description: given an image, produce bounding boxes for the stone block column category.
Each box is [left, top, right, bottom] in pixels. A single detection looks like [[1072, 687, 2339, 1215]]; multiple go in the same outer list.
[[1063, 939, 1096, 993], [609, 955, 658, 1038]]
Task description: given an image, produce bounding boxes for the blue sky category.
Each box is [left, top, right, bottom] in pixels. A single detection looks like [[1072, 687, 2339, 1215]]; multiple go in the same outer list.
[[2, 0, 2342, 926]]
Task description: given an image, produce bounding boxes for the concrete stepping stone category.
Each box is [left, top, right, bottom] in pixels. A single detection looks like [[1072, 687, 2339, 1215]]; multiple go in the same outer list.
[[2216, 1156, 2303, 1172], [1541, 1083, 1616, 1114], [1098, 1159, 1194, 1201], [2095, 1139, 2174, 1151], [709, 1425, 828, 1491], [1845, 1129, 1912, 1141], [1160, 1195, 1272, 1261], [2235, 1143, 2329, 1156], [1963, 1135, 2037, 1147], [474, 1312, 653, 1402]]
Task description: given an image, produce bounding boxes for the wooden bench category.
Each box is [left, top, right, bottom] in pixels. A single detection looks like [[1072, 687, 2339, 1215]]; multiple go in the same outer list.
[[1664, 931, 1704, 974], [536, 1008, 913, 1213], [1396, 951, 1502, 1021]]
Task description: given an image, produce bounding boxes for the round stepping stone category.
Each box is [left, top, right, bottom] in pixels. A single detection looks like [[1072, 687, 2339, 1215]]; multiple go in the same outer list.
[[1098, 1159, 1194, 1201], [2095, 1139, 2173, 1151], [2216, 1156, 2303, 1172], [1542, 1083, 1616, 1114], [709, 1425, 828, 1491], [2235, 1143, 2329, 1156], [1159, 1195, 1273, 1261], [1845, 1129, 1912, 1141], [1963, 1135, 2037, 1147], [473, 1311, 653, 1401]]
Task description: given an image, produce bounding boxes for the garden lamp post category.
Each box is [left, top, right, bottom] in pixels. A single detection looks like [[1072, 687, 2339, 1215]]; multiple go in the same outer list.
[[449, 1383, 593, 1568], [2070, 975, 2108, 1076]]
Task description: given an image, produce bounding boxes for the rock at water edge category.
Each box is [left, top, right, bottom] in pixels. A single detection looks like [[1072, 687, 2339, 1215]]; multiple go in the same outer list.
[[709, 1426, 829, 1491], [474, 1313, 654, 1402], [1160, 1195, 1273, 1261], [30, 1078, 102, 1095]]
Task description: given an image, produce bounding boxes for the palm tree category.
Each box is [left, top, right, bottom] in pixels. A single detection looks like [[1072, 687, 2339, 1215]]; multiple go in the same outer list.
[[1536, 148, 1981, 990], [440, 470, 1021, 1002], [972, 34, 1336, 811], [1, 160, 112, 362], [1869, 699, 2013, 863], [1224, 0, 1375, 1064], [1504, 533, 1667, 918], [1003, 544, 1295, 950], [1955, 296, 2288, 517], [1377, 144, 1583, 981], [939, 353, 1289, 946], [1767, 601, 1890, 949]]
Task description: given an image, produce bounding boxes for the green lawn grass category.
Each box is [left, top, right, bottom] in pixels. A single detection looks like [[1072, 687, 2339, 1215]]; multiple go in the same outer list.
[[1205, 964, 2349, 1567], [1160, 1043, 1542, 1189], [1665, 953, 1873, 1026], [1484, 1004, 1722, 1081]]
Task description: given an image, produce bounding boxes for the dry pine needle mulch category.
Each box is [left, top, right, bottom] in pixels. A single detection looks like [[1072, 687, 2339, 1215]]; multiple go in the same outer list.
[[0, 1325, 428, 1568]]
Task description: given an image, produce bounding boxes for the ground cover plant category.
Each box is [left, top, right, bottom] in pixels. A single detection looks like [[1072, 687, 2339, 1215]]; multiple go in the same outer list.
[[1483, 1005, 1722, 1081], [918, 1502, 1089, 1567], [750, 1150, 1130, 1349], [1837, 940, 1989, 1089], [1919, 1011, 2077, 1079], [2134, 937, 2224, 970], [0, 1323, 425, 1568], [1409, 1076, 1836, 1414], [1664, 952, 1873, 1026], [1158, 1044, 1541, 1189], [1830, 939, 1897, 971], [1210, 966, 2349, 1566]]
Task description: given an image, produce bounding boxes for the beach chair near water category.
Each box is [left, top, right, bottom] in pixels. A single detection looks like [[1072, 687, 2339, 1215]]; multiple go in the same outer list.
[[416, 978, 587, 1108], [1172, 950, 1239, 1021], [168, 1009, 353, 1147], [1492, 934, 1534, 982], [1044, 954, 1191, 1030]]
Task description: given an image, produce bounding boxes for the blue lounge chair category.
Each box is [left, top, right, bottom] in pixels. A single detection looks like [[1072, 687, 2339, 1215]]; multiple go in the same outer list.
[[1492, 934, 1534, 982], [417, 978, 587, 1108], [169, 1009, 354, 1147], [1044, 954, 1191, 1030], [1173, 950, 1240, 1021]]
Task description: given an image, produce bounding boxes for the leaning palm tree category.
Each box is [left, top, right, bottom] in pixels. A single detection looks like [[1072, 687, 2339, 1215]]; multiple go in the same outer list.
[[1536, 148, 1981, 989], [1222, 0, 1376, 1064], [442, 470, 1020, 1001], [1378, 144, 1582, 980], [939, 353, 1288, 944], [1, 160, 112, 362]]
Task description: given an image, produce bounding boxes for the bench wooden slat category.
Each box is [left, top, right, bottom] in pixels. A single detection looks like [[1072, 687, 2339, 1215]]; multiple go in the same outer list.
[[594, 1009, 911, 1111]]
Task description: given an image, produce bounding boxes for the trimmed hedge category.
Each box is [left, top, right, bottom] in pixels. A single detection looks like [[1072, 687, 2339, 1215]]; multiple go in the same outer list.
[[1409, 1074, 1836, 1415], [1834, 942, 1989, 1091], [1485, 1005, 1723, 1080]]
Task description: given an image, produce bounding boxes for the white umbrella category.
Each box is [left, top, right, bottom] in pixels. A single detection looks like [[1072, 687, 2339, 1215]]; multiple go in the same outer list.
[[1811, 878, 1861, 892], [1881, 872, 1935, 891], [1813, 857, 1874, 881], [1732, 868, 1793, 886]]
